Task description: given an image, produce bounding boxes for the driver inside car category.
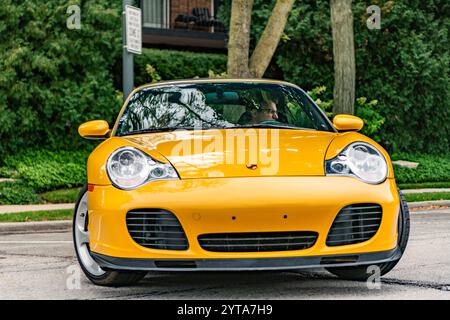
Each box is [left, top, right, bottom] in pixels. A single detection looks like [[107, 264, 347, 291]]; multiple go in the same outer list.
[[252, 99, 280, 124]]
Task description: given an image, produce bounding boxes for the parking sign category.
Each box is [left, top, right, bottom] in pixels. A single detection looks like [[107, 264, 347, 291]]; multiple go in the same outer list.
[[125, 5, 142, 54]]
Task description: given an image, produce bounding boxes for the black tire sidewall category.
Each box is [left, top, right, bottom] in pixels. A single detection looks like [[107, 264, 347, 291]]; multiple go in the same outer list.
[[396, 189, 410, 254]]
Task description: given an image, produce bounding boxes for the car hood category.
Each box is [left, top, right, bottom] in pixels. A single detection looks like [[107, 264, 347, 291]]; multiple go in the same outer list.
[[123, 129, 336, 179]]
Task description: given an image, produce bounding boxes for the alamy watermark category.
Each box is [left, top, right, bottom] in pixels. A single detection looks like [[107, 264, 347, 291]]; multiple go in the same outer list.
[[164, 126, 281, 176], [367, 5, 381, 30], [366, 265, 382, 289], [67, 5, 81, 30], [66, 264, 81, 290]]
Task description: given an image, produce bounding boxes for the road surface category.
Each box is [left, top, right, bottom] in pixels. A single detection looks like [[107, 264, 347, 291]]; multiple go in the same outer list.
[[0, 208, 449, 300]]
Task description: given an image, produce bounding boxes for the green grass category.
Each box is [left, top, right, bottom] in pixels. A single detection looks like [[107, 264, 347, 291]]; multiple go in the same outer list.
[[398, 182, 450, 189], [40, 188, 80, 203], [0, 209, 73, 223], [404, 192, 450, 203]]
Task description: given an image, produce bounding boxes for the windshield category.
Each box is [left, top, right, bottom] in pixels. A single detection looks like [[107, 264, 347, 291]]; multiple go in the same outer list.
[[114, 82, 334, 136]]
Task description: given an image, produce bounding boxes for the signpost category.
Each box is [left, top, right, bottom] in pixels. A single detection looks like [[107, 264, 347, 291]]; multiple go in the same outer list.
[[122, 1, 142, 101]]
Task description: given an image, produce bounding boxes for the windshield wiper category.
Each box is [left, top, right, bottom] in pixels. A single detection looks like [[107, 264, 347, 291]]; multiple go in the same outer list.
[[231, 124, 317, 131]]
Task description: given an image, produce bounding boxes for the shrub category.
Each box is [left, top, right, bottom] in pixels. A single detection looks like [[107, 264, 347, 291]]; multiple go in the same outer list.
[[219, 0, 450, 154], [0, 182, 41, 205], [3, 149, 90, 168], [0, 167, 16, 178], [2, 149, 90, 192], [308, 86, 385, 141], [392, 153, 450, 184], [1, 0, 447, 160], [16, 162, 86, 192], [307, 86, 333, 117], [0, 0, 122, 157], [135, 49, 227, 85], [355, 97, 385, 142]]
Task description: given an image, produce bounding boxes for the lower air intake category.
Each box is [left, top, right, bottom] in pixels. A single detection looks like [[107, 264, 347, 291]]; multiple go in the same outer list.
[[198, 231, 318, 252], [126, 209, 188, 250], [326, 204, 382, 247]]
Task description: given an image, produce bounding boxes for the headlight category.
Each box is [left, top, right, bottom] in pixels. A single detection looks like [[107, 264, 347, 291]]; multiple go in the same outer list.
[[325, 142, 388, 184], [106, 147, 178, 190]]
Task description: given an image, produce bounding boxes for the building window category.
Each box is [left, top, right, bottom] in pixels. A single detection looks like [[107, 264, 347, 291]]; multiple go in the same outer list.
[[143, 0, 170, 28]]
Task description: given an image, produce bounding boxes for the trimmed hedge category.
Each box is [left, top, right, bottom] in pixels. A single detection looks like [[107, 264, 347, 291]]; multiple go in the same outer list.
[[3, 149, 89, 192], [0, 181, 41, 205], [135, 48, 227, 85], [392, 153, 450, 184]]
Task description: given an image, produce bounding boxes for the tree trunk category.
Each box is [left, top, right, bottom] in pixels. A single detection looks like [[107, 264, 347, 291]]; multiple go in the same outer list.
[[330, 0, 355, 115], [227, 0, 254, 77], [249, 0, 295, 78]]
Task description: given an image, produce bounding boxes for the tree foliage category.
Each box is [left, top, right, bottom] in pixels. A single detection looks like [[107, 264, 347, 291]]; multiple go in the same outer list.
[[0, 0, 122, 156], [0, 0, 447, 156], [220, 0, 450, 154]]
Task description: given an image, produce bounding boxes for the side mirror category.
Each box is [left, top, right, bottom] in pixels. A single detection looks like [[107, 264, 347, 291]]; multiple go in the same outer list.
[[78, 120, 111, 140], [332, 115, 364, 132]]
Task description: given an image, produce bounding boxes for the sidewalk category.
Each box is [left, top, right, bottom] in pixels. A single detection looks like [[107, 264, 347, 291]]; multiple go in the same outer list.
[[0, 203, 75, 214]]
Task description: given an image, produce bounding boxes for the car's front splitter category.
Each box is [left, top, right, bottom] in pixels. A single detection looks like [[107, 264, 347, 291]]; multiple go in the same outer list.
[[91, 247, 402, 272]]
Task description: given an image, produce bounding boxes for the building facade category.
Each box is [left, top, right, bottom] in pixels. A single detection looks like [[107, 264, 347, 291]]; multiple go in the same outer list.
[[140, 0, 227, 51]]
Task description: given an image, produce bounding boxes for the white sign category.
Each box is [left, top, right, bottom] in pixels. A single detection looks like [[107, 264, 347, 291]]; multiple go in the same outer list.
[[125, 5, 142, 54]]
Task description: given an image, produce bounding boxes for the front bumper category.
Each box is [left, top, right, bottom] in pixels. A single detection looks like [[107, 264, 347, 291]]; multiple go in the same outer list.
[[88, 176, 400, 264], [92, 247, 402, 271]]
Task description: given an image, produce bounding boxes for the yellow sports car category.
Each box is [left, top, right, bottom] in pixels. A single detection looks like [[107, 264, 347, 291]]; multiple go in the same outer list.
[[74, 79, 409, 286]]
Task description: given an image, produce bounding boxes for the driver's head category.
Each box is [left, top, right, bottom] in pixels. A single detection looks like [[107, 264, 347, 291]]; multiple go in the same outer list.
[[253, 99, 279, 123]]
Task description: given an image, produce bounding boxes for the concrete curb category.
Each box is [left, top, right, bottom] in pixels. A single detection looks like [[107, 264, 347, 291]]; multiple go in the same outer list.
[[0, 220, 72, 235]]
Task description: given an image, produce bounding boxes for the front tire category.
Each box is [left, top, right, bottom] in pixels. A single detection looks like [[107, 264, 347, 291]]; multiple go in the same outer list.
[[73, 185, 147, 287], [326, 189, 410, 281]]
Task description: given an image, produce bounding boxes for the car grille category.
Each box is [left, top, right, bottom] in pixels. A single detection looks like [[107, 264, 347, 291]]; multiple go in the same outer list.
[[126, 209, 188, 250], [326, 204, 382, 246], [198, 231, 318, 252]]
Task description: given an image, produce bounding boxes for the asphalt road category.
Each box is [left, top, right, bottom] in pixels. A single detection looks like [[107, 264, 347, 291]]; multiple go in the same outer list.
[[0, 208, 449, 300]]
